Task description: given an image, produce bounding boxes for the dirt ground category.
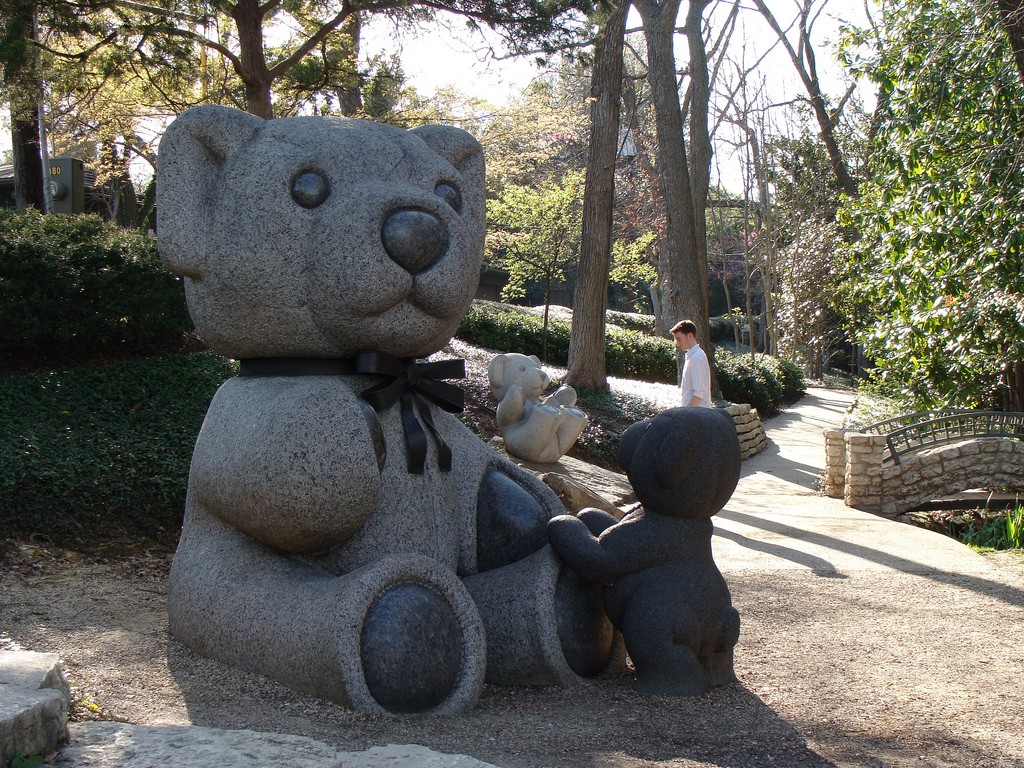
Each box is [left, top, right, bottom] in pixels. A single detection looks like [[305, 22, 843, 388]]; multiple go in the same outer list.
[[3, 540, 1023, 768]]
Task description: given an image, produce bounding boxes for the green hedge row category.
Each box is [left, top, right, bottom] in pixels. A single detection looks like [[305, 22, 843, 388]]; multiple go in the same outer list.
[[716, 350, 805, 414], [0, 210, 191, 361], [457, 301, 805, 412], [457, 301, 678, 383], [0, 352, 235, 544]]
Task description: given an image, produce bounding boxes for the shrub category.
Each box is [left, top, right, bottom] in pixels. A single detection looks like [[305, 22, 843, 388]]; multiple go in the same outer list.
[[760, 355, 807, 401], [457, 302, 571, 364], [605, 310, 656, 335], [457, 301, 676, 382], [709, 315, 735, 342], [604, 329, 676, 383], [0, 209, 191, 362], [716, 349, 789, 414], [0, 352, 234, 545]]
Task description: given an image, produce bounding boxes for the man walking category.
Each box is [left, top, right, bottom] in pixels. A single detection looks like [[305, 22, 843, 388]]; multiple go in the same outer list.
[[670, 320, 713, 408]]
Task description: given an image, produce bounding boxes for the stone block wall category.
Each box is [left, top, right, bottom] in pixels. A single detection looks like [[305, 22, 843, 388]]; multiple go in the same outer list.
[[825, 427, 1024, 516], [726, 403, 768, 460], [879, 439, 1024, 517]]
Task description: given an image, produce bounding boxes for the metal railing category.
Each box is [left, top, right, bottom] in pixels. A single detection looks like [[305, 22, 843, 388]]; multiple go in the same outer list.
[[876, 411, 1024, 465]]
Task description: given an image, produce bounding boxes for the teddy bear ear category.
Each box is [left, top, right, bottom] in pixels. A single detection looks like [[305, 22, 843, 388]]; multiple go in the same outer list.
[[529, 355, 541, 365], [616, 417, 652, 473], [487, 354, 508, 395], [408, 124, 485, 197], [156, 105, 263, 278]]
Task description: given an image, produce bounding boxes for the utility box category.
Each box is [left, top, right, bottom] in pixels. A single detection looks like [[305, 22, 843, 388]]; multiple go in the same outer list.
[[50, 157, 85, 214]]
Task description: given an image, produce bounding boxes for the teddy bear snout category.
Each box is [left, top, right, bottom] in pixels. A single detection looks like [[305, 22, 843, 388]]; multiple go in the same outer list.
[[381, 208, 450, 274]]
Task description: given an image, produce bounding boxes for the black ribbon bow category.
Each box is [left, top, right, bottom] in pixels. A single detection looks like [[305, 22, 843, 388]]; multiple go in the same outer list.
[[354, 351, 465, 474], [237, 352, 465, 475]]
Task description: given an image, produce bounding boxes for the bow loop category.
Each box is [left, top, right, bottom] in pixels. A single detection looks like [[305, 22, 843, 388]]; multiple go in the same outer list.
[[355, 350, 465, 473]]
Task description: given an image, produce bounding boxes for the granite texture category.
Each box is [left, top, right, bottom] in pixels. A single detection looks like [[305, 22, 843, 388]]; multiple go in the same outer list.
[[547, 408, 742, 696], [488, 353, 588, 464], [156, 106, 610, 715]]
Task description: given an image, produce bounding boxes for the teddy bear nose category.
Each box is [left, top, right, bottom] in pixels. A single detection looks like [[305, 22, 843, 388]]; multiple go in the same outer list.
[[381, 208, 449, 273]]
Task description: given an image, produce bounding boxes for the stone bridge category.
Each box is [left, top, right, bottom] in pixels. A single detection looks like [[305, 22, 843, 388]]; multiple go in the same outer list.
[[824, 410, 1024, 517]]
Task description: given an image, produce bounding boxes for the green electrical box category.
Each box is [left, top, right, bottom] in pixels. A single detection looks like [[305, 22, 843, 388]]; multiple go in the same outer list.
[[50, 157, 85, 214]]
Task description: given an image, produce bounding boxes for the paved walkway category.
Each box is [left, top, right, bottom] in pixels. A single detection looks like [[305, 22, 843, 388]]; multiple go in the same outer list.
[[714, 386, 992, 576]]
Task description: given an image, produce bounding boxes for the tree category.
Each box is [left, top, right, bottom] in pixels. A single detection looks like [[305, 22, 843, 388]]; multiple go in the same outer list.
[[632, 0, 714, 375], [2, 0, 46, 210], [843, 0, 1024, 409], [565, 0, 628, 390], [750, 0, 860, 198], [478, 72, 590, 196], [102, 0, 596, 119], [487, 170, 585, 361], [996, 0, 1024, 85]]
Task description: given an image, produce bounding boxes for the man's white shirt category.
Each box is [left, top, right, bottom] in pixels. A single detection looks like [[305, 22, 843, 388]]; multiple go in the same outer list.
[[680, 344, 713, 407]]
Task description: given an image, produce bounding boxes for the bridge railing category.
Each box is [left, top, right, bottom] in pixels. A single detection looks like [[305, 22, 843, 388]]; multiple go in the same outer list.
[[877, 411, 1024, 465]]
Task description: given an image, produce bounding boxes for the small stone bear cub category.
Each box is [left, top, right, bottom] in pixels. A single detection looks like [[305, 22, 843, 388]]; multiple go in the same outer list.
[[547, 407, 742, 696]]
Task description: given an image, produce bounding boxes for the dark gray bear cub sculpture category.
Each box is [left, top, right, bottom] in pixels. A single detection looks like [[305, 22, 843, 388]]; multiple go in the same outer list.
[[156, 105, 611, 716], [548, 407, 741, 696]]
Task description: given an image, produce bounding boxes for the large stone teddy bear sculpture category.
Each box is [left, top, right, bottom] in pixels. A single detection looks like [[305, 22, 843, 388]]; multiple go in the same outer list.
[[488, 352, 588, 464], [547, 407, 742, 697], [156, 105, 612, 716]]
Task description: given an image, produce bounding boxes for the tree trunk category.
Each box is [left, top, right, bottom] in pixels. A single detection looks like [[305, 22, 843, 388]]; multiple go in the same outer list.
[[336, 13, 364, 116], [634, 0, 708, 374], [11, 116, 44, 210], [566, 0, 628, 391], [997, 0, 1024, 88], [4, 0, 45, 210], [232, 0, 275, 118], [683, 0, 719, 395]]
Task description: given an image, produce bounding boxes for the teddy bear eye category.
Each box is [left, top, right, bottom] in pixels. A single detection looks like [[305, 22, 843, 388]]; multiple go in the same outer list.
[[434, 182, 461, 213], [291, 170, 330, 209]]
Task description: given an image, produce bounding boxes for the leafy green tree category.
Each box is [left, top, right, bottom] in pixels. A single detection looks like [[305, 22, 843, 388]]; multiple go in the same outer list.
[[842, 0, 1024, 409], [486, 169, 584, 360], [477, 70, 590, 196], [609, 230, 657, 313]]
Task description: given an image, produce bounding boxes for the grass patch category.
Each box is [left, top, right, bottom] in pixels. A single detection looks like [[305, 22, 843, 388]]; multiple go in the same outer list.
[[960, 503, 1024, 552]]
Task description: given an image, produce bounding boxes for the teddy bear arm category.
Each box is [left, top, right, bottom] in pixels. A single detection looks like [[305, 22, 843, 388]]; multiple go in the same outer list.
[[577, 508, 620, 536], [189, 380, 383, 554], [547, 514, 629, 584], [543, 385, 578, 408], [495, 384, 527, 427]]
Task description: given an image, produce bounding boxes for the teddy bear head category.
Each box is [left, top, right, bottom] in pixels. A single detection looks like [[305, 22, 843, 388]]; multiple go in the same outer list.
[[487, 353, 551, 402], [617, 407, 740, 520], [156, 105, 486, 360]]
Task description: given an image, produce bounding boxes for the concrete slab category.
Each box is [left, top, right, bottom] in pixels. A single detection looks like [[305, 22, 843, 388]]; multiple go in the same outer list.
[[713, 387, 996, 577], [56, 723, 498, 767], [0, 650, 71, 765]]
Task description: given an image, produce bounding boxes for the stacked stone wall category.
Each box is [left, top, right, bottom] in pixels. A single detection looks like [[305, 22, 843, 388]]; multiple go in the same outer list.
[[825, 428, 1024, 516], [879, 439, 1024, 517], [726, 403, 768, 460]]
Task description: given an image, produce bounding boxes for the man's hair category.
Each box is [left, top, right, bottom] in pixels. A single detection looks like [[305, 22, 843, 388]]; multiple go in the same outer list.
[[670, 319, 697, 336]]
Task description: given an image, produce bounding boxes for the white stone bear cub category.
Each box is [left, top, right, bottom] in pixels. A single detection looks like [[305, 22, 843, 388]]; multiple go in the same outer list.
[[488, 352, 588, 463], [157, 105, 611, 716]]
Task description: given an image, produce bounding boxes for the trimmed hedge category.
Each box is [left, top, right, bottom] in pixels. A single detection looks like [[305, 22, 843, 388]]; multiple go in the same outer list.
[[0, 209, 191, 361], [0, 352, 235, 544], [457, 301, 805, 412], [457, 301, 677, 383], [709, 315, 735, 342], [715, 349, 805, 414]]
